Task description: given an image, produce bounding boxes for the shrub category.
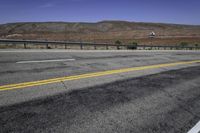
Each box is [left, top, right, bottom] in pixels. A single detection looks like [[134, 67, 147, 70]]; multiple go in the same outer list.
[[127, 42, 138, 50], [195, 44, 199, 47], [179, 42, 188, 48], [115, 40, 122, 45]]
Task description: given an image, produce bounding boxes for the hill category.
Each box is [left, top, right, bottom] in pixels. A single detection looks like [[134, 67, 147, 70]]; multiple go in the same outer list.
[[0, 21, 200, 45]]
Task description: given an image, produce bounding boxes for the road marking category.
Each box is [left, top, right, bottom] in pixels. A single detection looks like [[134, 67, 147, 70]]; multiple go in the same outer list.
[[16, 59, 75, 63], [188, 121, 200, 133], [0, 60, 200, 92]]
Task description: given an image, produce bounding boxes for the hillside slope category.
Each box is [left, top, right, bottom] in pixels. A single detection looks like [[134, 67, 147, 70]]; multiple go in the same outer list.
[[0, 21, 200, 45]]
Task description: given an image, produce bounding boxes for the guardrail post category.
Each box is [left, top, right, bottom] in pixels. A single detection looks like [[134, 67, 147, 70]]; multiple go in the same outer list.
[[106, 45, 109, 50], [65, 44, 67, 49], [94, 45, 97, 50], [117, 45, 120, 50], [24, 43, 27, 49], [46, 44, 49, 49], [80, 44, 83, 50]]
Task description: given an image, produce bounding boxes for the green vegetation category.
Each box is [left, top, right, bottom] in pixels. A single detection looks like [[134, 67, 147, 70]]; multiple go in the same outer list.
[[179, 42, 189, 47], [195, 44, 199, 47], [115, 40, 122, 45], [127, 42, 138, 50]]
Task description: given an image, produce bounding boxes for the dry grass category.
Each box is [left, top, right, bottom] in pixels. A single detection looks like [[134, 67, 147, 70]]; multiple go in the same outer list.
[[1, 21, 200, 45]]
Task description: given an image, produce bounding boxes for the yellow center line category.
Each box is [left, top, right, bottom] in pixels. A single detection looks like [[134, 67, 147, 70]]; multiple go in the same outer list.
[[0, 60, 200, 92]]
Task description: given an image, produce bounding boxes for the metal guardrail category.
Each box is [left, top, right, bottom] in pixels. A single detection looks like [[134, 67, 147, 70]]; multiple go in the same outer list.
[[0, 39, 132, 50], [0, 39, 199, 50], [138, 45, 200, 50]]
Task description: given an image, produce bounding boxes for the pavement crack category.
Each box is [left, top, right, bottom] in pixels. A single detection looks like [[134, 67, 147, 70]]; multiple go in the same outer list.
[[61, 81, 68, 90]]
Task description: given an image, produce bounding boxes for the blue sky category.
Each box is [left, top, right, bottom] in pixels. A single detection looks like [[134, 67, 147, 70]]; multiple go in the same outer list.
[[0, 0, 200, 25]]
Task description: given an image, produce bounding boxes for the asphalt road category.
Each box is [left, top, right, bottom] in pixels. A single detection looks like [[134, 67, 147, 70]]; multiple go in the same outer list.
[[0, 50, 200, 133]]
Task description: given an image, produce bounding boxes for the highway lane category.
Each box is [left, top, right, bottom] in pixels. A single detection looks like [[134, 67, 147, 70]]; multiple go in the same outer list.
[[1, 60, 200, 92], [0, 50, 200, 133], [0, 50, 200, 105], [1, 66, 200, 133], [1, 50, 200, 86]]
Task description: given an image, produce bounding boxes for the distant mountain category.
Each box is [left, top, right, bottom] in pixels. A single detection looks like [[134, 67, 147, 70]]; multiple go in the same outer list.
[[0, 21, 200, 45]]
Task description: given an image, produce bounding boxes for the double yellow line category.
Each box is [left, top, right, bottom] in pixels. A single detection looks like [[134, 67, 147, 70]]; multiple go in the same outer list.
[[0, 60, 200, 92]]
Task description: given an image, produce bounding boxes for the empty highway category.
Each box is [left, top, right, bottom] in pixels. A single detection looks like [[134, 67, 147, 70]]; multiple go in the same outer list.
[[0, 50, 200, 133]]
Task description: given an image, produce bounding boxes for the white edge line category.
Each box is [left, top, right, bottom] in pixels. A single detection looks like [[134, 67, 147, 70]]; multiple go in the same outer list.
[[16, 59, 75, 64], [188, 121, 200, 133]]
